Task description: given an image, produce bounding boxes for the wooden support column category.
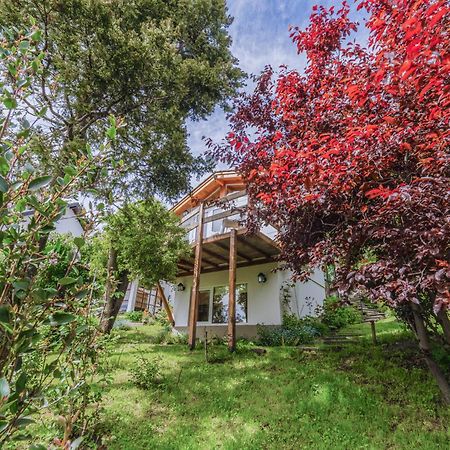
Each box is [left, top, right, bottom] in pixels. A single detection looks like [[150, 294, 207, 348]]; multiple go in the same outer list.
[[157, 282, 175, 326], [227, 228, 237, 352], [188, 202, 205, 350], [370, 320, 377, 345]]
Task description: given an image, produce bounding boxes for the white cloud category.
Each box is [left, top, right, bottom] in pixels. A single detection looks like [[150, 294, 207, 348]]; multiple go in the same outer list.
[[187, 0, 368, 174]]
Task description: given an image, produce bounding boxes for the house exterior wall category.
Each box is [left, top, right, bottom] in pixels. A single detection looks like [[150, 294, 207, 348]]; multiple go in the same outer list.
[[279, 268, 326, 318], [173, 262, 327, 339], [174, 262, 281, 330], [54, 207, 84, 237]]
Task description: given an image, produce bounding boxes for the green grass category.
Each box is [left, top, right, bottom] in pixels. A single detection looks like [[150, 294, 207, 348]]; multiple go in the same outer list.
[[92, 319, 449, 449], [21, 320, 450, 449]]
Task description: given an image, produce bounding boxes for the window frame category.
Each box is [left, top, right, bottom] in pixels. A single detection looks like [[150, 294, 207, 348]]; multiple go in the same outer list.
[[194, 283, 248, 325]]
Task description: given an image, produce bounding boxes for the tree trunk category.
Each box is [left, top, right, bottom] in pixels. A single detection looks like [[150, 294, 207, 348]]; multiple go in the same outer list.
[[436, 309, 450, 346], [100, 247, 129, 334], [411, 303, 450, 405]]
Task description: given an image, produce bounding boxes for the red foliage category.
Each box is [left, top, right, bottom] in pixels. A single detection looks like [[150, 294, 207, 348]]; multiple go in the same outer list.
[[218, 0, 450, 312]]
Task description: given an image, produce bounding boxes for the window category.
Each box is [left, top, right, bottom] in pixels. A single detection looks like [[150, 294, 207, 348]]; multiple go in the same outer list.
[[197, 290, 210, 322], [212, 284, 248, 324]]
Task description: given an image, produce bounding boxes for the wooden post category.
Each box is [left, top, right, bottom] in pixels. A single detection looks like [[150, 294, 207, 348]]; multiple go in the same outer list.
[[156, 282, 175, 326], [188, 202, 205, 350], [227, 228, 237, 352], [370, 320, 377, 345]]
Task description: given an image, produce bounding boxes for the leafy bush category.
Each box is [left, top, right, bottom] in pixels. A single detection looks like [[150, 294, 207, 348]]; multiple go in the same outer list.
[[130, 356, 162, 390], [164, 332, 188, 345], [125, 311, 143, 322], [321, 296, 361, 330], [113, 320, 132, 331], [257, 314, 327, 346], [154, 309, 172, 331]]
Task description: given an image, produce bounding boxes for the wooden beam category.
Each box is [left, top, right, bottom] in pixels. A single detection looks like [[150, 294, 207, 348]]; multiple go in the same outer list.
[[200, 227, 247, 246], [255, 231, 280, 251], [201, 255, 222, 268], [237, 236, 272, 258], [213, 239, 252, 262], [177, 256, 276, 277], [178, 259, 194, 270], [157, 282, 175, 326], [188, 202, 205, 350], [228, 229, 237, 352], [202, 247, 229, 264]]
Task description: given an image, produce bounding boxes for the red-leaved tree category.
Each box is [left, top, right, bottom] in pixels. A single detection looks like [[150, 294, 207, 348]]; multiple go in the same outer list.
[[216, 0, 450, 402]]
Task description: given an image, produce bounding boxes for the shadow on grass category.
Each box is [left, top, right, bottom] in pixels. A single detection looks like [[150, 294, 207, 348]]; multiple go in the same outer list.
[[97, 327, 450, 450]]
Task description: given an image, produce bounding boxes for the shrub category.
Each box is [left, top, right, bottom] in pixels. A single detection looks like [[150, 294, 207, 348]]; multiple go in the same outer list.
[[125, 311, 144, 322], [113, 320, 132, 331], [154, 309, 172, 331], [257, 314, 327, 346], [321, 296, 361, 330], [164, 332, 188, 345], [130, 356, 162, 390]]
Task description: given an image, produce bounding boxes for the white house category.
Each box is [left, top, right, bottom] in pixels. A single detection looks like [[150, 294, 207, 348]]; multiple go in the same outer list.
[[169, 170, 326, 348], [23, 202, 85, 237]]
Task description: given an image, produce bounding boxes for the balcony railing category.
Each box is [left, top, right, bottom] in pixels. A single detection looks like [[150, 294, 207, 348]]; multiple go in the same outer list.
[[180, 191, 248, 244]]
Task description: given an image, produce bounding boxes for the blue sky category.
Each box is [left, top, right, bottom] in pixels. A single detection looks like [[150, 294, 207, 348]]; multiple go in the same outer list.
[[186, 0, 367, 175]]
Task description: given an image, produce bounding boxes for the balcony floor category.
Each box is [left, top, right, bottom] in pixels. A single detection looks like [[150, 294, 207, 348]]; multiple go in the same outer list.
[[177, 229, 280, 276]]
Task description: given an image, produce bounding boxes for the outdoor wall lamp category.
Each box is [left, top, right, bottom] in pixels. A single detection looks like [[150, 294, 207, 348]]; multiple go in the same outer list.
[[257, 273, 267, 284], [177, 283, 186, 292]]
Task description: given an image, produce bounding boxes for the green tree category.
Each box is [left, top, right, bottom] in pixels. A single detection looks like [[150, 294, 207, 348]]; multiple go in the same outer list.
[[0, 27, 116, 445], [94, 199, 188, 333], [0, 0, 244, 199]]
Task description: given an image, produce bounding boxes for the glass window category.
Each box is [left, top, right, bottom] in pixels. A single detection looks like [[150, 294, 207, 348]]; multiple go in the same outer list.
[[212, 286, 228, 323], [197, 290, 210, 322], [212, 284, 248, 324], [236, 284, 248, 323]]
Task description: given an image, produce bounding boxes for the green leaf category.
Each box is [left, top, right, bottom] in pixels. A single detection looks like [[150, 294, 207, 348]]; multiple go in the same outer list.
[[106, 125, 116, 140], [0, 305, 11, 324], [16, 417, 34, 429], [2, 97, 17, 109], [58, 276, 77, 286], [0, 157, 10, 175], [73, 237, 85, 248], [0, 176, 8, 193], [19, 40, 30, 51], [0, 378, 10, 399], [29, 445, 47, 450], [15, 198, 27, 212], [15, 373, 27, 393], [13, 279, 30, 291], [8, 63, 17, 76], [46, 312, 76, 326], [75, 289, 89, 299], [64, 165, 77, 177], [0, 175, 9, 194], [28, 175, 52, 191], [30, 30, 42, 42]]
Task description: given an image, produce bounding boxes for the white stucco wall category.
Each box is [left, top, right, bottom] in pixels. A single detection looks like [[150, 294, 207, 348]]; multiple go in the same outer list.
[[174, 262, 282, 327], [174, 264, 327, 329], [279, 268, 326, 318], [54, 207, 84, 237]]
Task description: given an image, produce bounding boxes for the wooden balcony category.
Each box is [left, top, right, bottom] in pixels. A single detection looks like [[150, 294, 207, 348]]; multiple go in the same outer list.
[[176, 188, 280, 350], [177, 190, 279, 276]]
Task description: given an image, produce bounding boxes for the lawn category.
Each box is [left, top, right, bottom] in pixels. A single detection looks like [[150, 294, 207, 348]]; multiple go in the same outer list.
[[90, 319, 448, 449], [22, 319, 450, 449]]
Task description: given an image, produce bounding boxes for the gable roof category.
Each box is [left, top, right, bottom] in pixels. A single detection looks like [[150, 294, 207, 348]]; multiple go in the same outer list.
[[171, 170, 244, 216]]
